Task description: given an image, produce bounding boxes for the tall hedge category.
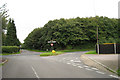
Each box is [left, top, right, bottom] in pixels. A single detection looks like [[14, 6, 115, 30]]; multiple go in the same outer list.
[[2, 46, 20, 53]]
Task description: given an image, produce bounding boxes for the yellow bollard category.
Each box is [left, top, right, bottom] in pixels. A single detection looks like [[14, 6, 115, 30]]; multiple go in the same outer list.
[[52, 50, 56, 53]]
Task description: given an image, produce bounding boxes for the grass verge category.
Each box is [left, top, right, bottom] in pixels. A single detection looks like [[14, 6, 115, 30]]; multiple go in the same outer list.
[[117, 68, 120, 76], [40, 49, 94, 56], [0, 63, 3, 67], [28, 48, 94, 53], [0, 59, 8, 67], [40, 51, 64, 56], [85, 51, 97, 54], [59, 49, 93, 52], [0, 51, 21, 55]]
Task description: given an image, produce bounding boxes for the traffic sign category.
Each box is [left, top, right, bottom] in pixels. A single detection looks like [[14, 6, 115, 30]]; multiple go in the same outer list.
[[51, 43, 53, 46], [48, 41, 56, 43]]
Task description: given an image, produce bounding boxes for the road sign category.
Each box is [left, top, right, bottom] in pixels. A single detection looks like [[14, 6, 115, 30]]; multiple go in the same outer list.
[[51, 43, 53, 46], [48, 41, 56, 43], [48, 40, 56, 51]]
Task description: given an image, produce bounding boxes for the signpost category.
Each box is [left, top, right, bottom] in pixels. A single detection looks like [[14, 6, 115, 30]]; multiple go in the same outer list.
[[48, 40, 56, 52], [51, 43, 53, 47], [48, 41, 56, 43]]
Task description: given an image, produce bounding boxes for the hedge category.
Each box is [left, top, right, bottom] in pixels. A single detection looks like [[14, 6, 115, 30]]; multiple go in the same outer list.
[[2, 46, 20, 53]]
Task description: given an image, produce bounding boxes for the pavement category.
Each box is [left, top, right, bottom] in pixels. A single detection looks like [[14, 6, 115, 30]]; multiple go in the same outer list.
[[80, 54, 119, 76], [0, 50, 119, 79]]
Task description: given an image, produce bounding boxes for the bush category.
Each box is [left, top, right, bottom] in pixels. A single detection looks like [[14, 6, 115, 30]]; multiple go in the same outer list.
[[85, 51, 97, 54], [2, 46, 20, 53], [117, 68, 120, 76]]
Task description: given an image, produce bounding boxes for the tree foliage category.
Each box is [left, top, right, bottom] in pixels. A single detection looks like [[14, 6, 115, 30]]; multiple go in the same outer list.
[[0, 4, 9, 45], [23, 16, 118, 50], [5, 19, 20, 46], [0, 4, 20, 46]]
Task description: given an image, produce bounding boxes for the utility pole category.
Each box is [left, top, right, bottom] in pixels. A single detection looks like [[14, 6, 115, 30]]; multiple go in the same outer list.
[[93, 0, 99, 54], [97, 26, 99, 54]]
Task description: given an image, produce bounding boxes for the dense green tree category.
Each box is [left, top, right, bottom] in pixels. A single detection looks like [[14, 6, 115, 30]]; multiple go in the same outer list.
[[24, 16, 118, 50], [5, 19, 20, 46], [0, 4, 9, 45], [118, 19, 120, 43]]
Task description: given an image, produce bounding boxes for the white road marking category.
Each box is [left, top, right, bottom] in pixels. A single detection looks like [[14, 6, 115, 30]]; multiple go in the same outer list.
[[84, 66, 89, 68], [67, 63, 71, 64], [109, 75, 119, 79], [91, 68, 99, 70], [96, 71, 105, 74], [85, 68, 93, 71], [76, 58, 78, 59], [31, 66, 39, 78], [72, 64, 77, 66], [78, 66, 83, 68], [74, 61, 81, 63], [70, 60, 74, 62]]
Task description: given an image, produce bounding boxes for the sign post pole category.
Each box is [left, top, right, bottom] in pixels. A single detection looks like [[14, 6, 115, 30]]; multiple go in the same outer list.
[[48, 40, 56, 52]]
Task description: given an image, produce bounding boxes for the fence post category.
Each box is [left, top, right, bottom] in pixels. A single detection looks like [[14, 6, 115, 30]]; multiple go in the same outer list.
[[114, 43, 116, 54], [97, 44, 99, 54]]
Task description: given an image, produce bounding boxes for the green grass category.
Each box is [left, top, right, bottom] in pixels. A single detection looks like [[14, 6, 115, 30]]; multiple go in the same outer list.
[[59, 49, 93, 52], [40, 51, 64, 56], [0, 63, 4, 67], [0, 51, 21, 55], [40, 49, 95, 56], [0, 59, 7, 67], [27, 48, 94, 53], [85, 51, 97, 54], [0, 63, 2, 66], [117, 68, 120, 76]]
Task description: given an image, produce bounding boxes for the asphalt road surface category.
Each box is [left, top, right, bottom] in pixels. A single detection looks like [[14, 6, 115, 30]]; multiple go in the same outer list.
[[1, 50, 119, 79]]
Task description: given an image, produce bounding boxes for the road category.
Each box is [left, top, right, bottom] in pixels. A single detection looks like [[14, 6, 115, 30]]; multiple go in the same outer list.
[[1, 50, 118, 79]]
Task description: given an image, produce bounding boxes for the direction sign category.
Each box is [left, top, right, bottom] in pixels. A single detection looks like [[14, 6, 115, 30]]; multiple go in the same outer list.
[[48, 41, 56, 43]]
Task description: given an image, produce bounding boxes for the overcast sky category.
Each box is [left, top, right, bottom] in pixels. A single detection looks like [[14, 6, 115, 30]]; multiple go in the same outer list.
[[0, 0, 119, 43]]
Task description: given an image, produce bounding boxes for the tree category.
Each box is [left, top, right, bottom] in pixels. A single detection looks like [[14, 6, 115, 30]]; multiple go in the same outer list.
[[5, 19, 20, 46], [0, 4, 9, 45], [24, 16, 118, 50]]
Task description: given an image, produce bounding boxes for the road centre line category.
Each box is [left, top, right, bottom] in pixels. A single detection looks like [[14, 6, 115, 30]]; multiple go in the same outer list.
[[31, 66, 39, 78], [91, 68, 99, 70]]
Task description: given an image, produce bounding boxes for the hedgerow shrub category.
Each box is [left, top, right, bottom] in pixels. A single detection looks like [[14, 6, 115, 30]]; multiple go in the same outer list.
[[2, 46, 20, 53]]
